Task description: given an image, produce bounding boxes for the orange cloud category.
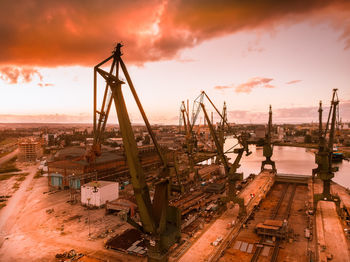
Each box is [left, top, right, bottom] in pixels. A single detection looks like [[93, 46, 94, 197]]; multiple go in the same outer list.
[[227, 101, 350, 123], [0, 0, 349, 66], [214, 77, 275, 93], [214, 85, 232, 90], [286, 80, 302, 85], [235, 77, 275, 93], [0, 67, 43, 84]]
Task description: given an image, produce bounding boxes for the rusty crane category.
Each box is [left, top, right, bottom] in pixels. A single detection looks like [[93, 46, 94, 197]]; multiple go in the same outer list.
[[193, 91, 251, 217], [90, 43, 180, 262], [313, 89, 340, 202], [261, 105, 276, 172]]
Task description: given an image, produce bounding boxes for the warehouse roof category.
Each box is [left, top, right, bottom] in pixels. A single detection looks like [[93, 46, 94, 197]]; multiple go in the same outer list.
[[82, 180, 117, 188]]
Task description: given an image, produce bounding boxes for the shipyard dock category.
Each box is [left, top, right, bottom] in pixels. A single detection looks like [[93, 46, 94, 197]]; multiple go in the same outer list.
[[171, 171, 350, 262]]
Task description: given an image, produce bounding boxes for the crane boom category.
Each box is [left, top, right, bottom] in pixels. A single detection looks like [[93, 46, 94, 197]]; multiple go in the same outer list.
[[94, 44, 180, 261], [200, 103, 248, 217], [313, 89, 340, 200]]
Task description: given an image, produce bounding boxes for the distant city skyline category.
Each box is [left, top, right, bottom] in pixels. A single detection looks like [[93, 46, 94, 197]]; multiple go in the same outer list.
[[0, 1, 350, 124]]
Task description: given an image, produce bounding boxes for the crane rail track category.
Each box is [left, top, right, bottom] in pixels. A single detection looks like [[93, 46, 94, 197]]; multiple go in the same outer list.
[[250, 239, 264, 262], [250, 183, 297, 262]]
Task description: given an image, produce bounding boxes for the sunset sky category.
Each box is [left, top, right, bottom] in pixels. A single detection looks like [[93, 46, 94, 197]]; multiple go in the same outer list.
[[0, 0, 350, 124]]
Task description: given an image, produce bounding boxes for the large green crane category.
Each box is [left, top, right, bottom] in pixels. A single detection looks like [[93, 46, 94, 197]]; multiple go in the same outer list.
[[313, 89, 340, 201], [179, 101, 195, 172], [93, 43, 180, 262], [199, 101, 250, 217]]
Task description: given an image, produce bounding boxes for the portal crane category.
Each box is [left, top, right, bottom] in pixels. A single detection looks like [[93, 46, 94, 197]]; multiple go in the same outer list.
[[313, 89, 340, 200], [93, 43, 180, 261], [179, 101, 196, 172], [200, 102, 250, 217], [261, 105, 276, 172], [217, 101, 227, 163]]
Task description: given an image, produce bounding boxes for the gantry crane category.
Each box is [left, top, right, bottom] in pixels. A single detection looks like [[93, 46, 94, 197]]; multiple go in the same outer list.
[[313, 89, 340, 201], [261, 105, 276, 172], [193, 91, 225, 155], [216, 101, 227, 163], [195, 92, 250, 217], [92, 43, 180, 262], [179, 100, 196, 172]]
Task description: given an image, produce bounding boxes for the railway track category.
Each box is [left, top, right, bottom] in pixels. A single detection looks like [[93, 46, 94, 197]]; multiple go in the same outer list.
[[250, 239, 264, 262], [250, 183, 297, 262]]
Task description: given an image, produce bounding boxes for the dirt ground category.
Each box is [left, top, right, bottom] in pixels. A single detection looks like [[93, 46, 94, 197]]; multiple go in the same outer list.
[[0, 162, 145, 262]]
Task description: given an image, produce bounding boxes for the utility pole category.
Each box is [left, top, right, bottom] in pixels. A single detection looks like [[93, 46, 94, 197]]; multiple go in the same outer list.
[[87, 198, 91, 238]]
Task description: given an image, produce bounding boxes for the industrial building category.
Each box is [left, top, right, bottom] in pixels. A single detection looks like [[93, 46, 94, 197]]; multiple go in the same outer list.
[[81, 181, 119, 207], [47, 145, 172, 189], [18, 138, 43, 162]]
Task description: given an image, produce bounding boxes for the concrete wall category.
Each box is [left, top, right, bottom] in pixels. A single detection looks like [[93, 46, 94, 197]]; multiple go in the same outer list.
[[81, 182, 119, 207]]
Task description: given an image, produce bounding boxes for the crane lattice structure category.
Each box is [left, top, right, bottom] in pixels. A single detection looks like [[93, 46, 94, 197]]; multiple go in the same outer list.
[[261, 105, 276, 172], [91, 43, 181, 262], [191, 91, 251, 216], [313, 89, 340, 203]]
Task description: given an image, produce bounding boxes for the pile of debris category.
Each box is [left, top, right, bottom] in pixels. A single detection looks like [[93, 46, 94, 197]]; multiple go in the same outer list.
[[55, 249, 84, 261], [105, 228, 147, 256]]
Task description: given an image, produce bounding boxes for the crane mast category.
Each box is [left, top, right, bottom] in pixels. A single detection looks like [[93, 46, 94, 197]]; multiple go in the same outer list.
[[179, 100, 195, 173], [313, 89, 340, 201], [93, 43, 180, 262], [261, 105, 276, 172], [200, 102, 249, 217]]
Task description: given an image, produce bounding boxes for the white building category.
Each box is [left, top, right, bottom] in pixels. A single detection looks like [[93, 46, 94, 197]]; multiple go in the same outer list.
[[81, 181, 119, 207]]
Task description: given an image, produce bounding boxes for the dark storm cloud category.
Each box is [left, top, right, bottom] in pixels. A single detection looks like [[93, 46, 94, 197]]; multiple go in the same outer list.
[[0, 0, 349, 66]]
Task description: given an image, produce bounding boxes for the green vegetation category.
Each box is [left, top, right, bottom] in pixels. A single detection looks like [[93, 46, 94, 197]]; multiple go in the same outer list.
[[0, 150, 12, 158], [342, 151, 350, 158], [12, 182, 20, 190], [0, 172, 28, 181], [0, 157, 20, 174], [274, 142, 318, 149], [34, 170, 43, 179], [142, 134, 150, 145], [16, 176, 26, 182], [0, 203, 6, 209], [0, 137, 17, 146], [0, 173, 17, 181]]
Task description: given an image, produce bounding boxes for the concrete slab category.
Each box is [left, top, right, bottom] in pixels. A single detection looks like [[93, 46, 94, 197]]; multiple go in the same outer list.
[[316, 201, 350, 262], [178, 170, 275, 262], [246, 243, 253, 253], [240, 242, 248, 252], [331, 183, 350, 215], [233, 241, 242, 250], [240, 170, 275, 214]]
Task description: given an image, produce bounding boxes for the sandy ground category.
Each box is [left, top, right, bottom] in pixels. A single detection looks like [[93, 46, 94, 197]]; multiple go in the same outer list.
[[316, 201, 350, 262], [0, 162, 144, 262], [0, 149, 19, 166]]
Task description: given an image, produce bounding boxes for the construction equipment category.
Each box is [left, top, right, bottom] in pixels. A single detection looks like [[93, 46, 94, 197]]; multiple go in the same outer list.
[[216, 101, 227, 163], [261, 105, 276, 172], [93, 43, 180, 261], [199, 101, 250, 217], [313, 89, 340, 201], [179, 101, 196, 172]]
